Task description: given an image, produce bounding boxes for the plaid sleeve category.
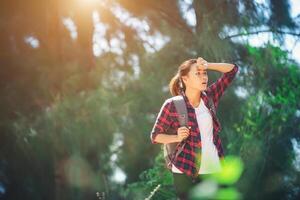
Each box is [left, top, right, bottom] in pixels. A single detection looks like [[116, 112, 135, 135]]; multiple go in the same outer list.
[[150, 99, 173, 144], [208, 63, 239, 103]]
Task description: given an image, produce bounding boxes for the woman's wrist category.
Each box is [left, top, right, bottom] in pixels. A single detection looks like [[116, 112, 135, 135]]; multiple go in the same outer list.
[[175, 135, 182, 143]]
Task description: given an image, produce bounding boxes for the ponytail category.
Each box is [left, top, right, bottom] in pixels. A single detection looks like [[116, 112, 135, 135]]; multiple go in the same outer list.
[[169, 73, 185, 96]]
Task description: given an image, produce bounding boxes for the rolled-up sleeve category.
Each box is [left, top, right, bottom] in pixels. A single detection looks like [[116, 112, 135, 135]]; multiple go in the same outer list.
[[208, 63, 239, 103], [150, 99, 173, 144]]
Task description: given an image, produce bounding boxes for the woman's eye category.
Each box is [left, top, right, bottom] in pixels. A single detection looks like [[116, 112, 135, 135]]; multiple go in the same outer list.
[[195, 71, 206, 76]]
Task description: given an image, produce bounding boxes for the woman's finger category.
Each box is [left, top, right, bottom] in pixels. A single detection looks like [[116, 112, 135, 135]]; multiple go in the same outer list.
[[181, 131, 189, 136], [179, 131, 188, 135], [181, 128, 189, 133], [179, 127, 188, 132], [182, 126, 189, 130], [180, 133, 189, 138], [181, 129, 188, 133]]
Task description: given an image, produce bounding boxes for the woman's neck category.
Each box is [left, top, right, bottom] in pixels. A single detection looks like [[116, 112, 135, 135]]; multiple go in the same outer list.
[[185, 88, 202, 108]]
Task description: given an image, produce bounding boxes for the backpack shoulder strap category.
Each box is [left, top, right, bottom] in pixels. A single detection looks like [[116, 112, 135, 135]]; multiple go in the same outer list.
[[203, 91, 216, 115], [171, 96, 188, 127]]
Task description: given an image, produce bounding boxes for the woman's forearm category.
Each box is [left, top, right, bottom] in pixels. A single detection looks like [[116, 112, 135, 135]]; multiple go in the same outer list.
[[154, 133, 181, 144], [207, 63, 235, 73]]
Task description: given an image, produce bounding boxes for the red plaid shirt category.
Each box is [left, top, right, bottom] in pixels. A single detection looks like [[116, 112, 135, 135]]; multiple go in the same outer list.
[[150, 64, 239, 178]]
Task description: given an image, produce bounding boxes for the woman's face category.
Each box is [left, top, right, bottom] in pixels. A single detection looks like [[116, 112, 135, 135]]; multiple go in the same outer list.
[[182, 63, 208, 91]]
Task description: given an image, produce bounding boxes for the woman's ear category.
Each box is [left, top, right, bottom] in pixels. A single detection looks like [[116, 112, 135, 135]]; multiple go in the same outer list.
[[181, 75, 188, 85]]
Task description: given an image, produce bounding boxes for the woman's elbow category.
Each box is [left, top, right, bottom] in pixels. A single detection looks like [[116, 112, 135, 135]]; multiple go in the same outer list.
[[150, 133, 159, 144]]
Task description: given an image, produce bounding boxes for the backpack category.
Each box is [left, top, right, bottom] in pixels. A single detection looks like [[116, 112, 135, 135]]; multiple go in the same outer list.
[[163, 91, 216, 171]]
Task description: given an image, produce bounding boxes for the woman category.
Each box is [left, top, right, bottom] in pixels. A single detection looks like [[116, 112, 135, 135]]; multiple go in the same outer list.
[[150, 57, 239, 199]]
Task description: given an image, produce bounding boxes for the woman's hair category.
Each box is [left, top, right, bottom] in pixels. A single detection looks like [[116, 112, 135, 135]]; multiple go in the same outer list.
[[169, 59, 197, 96]]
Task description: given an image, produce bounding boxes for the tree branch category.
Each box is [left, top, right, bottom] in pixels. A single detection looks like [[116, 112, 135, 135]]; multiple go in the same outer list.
[[224, 29, 300, 39]]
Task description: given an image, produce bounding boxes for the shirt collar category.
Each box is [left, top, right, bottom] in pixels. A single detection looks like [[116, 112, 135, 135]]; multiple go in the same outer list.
[[180, 90, 207, 109]]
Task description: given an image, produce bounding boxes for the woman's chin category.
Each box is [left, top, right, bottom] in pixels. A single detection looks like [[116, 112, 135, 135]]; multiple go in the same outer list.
[[201, 85, 207, 91]]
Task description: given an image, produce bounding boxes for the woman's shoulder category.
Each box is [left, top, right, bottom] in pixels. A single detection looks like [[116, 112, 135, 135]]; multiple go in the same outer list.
[[165, 95, 184, 103], [163, 95, 185, 115], [164, 95, 183, 108], [161, 97, 181, 124], [161, 97, 175, 109]]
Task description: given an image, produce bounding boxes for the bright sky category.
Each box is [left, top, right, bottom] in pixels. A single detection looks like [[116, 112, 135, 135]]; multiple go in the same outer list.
[[25, 0, 300, 64], [181, 0, 300, 64]]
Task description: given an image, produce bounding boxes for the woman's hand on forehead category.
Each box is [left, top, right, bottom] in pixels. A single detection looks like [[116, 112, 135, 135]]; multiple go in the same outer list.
[[196, 57, 208, 70]]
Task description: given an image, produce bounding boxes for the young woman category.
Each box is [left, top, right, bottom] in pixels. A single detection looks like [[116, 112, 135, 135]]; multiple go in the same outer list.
[[150, 57, 239, 199]]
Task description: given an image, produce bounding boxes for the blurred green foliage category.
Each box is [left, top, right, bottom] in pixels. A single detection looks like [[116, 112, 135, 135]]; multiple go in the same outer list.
[[1, 1, 300, 200]]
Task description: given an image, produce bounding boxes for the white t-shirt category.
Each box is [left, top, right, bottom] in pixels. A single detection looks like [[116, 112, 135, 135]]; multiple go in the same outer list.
[[172, 99, 222, 174]]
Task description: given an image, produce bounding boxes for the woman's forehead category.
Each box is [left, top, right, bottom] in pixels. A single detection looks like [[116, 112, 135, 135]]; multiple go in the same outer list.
[[190, 63, 207, 72]]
